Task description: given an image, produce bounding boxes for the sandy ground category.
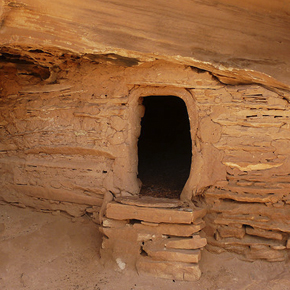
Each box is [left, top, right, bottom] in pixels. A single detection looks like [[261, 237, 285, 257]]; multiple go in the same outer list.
[[0, 203, 290, 290]]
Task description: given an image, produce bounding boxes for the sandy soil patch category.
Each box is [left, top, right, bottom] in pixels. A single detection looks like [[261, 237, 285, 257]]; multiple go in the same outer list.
[[0, 203, 289, 290]]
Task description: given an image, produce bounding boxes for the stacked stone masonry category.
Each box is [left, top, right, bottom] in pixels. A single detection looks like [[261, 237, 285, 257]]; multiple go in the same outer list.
[[199, 85, 290, 262], [100, 196, 207, 281], [0, 49, 290, 263]]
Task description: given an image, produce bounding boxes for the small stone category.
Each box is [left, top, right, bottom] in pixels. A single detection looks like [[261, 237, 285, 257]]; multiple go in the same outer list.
[[86, 207, 94, 213], [218, 225, 245, 239], [111, 116, 126, 131], [116, 258, 126, 270], [50, 180, 62, 189], [108, 132, 124, 145], [120, 191, 132, 197], [271, 245, 286, 250]]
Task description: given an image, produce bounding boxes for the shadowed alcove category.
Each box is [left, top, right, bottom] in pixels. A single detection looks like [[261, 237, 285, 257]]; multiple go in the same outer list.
[[138, 96, 192, 199]]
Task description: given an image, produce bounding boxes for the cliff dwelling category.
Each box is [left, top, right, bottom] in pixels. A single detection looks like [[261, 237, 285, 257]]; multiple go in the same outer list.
[[1, 0, 290, 287]]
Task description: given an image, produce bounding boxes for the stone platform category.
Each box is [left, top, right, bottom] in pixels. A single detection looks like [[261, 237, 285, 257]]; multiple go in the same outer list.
[[100, 196, 207, 281]]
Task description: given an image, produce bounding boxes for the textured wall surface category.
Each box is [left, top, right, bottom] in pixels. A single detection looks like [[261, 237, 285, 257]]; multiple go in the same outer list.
[[1, 52, 290, 264]]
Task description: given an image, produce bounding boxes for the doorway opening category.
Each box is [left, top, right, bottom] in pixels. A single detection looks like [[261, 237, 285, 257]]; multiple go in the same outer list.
[[138, 96, 192, 199]]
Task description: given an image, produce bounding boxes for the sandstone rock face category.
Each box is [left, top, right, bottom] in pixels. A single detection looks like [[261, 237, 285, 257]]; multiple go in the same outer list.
[[0, 0, 290, 263], [1, 0, 290, 87]]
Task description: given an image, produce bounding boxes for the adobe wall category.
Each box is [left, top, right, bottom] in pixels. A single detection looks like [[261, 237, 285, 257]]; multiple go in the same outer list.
[[0, 53, 223, 215], [1, 50, 290, 260]]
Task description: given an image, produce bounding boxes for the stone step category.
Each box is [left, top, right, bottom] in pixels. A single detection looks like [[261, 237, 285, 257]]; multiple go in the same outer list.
[[106, 201, 206, 224], [143, 240, 201, 263], [115, 196, 183, 208], [142, 235, 207, 250], [133, 221, 205, 237], [136, 257, 201, 281]]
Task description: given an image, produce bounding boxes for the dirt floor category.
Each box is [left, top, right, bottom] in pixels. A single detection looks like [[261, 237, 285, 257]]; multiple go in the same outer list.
[[0, 203, 290, 290]]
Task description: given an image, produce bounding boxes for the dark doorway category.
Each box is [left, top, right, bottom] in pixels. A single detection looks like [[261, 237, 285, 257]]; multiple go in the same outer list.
[[138, 96, 192, 199]]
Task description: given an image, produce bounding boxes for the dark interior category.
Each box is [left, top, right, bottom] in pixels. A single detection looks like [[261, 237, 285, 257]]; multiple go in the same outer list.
[[138, 96, 192, 199]]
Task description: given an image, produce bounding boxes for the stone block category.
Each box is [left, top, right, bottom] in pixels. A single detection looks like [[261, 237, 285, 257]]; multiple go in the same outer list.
[[102, 218, 128, 228], [106, 201, 206, 224], [143, 240, 201, 263], [133, 221, 205, 237], [208, 235, 284, 248], [207, 235, 287, 261], [205, 244, 226, 254], [246, 227, 283, 240], [218, 244, 247, 255], [218, 225, 246, 239], [246, 245, 287, 262], [136, 257, 201, 281], [165, 235, 207, 250]]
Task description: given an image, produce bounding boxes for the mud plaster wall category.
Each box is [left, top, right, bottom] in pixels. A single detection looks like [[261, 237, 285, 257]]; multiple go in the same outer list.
[[1, 52, 290, 234]]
